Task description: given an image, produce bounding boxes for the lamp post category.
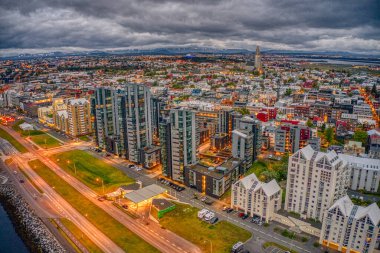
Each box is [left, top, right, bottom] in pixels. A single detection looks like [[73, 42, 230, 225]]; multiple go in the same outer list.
[[204, 240, 212, 253], [96, 178, 104, 195], [67, 160, 77, 175]]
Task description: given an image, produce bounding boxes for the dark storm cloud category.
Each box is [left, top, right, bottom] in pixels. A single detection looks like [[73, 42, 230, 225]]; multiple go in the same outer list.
[[0, 0, 379, 54]]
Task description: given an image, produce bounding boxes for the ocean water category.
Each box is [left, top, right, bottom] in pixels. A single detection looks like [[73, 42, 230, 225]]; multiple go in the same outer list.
[[0, 202, 29, 253]]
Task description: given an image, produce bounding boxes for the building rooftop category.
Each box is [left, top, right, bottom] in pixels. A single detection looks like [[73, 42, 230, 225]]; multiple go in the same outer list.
[[188, 157, 241, 180]]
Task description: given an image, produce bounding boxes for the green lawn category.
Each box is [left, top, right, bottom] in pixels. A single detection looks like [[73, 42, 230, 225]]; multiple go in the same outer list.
[[30, 133, 61, 149], [29, 159, 159, 253], [245, 156, 289, 182], [263, 242, 298, 253], [78, 135, 91, 141], [12, 120, 44, 136], [60, 218, 103, 253], [159, 203, 252, 253], [50, 150, 134, 194], [0, 128, 28, 153]]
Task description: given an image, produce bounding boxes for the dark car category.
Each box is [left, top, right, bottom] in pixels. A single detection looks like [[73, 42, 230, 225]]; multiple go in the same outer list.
[[128, 164, 134, 168], [19, 179, 25, 183], [226, 208, 234, 213], [210, 217, 219, 224], [242, 214, 249, 220]]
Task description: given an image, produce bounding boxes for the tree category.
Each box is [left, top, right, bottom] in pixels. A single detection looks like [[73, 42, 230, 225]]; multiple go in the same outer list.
[[321, 123, 326, 132], [352, 130, 368, 146], [285, 88, 292, 96], [236, 108, 250, 115], [306, 119, 313, 128], [324, 127, 334, 144], [371, 83, 378, 96]]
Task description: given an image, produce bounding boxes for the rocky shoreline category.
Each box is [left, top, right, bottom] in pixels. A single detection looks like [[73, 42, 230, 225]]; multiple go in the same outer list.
[[0, 184, 65, 253]]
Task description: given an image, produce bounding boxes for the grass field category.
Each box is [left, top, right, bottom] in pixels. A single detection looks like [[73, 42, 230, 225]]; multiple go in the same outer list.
[[29, 159, 159, 253], [50, 150, 134, 194], [78, 135, 91, 141], [30, 133, 61, 149], [60, 218, 103, 253], [0, 128, 28, 153], [159, 203, 252, 253], [263, 242, 298, 253]]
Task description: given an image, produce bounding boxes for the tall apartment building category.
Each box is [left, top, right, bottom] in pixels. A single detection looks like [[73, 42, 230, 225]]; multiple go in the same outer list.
[[124, 83, 153, 163], [93, 84, 153, 163], [320, 196, 380, 253], [159, 118, 172, 178], [232, 129, 254, 166], [285, 145, 350, 221], [67, 98, 92, 137], [275, 123, 317, 154], [235, 116, 262, 163], [231, 173, 281, 222], [93, 87, 126, 156], [170, 108, 197, 182]]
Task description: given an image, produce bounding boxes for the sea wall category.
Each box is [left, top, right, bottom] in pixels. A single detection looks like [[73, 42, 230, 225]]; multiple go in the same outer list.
[[0, 184, 65, 253]]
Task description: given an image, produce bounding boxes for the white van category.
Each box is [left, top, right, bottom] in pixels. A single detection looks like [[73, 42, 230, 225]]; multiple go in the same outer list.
[[197, 209, 209, 219]]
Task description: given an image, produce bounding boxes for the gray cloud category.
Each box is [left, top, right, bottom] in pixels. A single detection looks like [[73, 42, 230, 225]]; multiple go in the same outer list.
[[0, 0, 379, 55]]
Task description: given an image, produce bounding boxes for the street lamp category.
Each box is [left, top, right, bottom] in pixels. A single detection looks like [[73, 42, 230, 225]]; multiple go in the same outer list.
[[67, 160, 77, 175], [204, 240, 212, 253], [96, 177, 105, 195]]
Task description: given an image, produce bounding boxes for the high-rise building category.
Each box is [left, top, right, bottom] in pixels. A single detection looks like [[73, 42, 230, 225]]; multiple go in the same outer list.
[[232, 129, 253, 166], [236, 116, 262, 162], [159, 118, 172, 178], [254, 46, 262, 71], [93, 87, 126, 156], [124, 83, 153, 163], [170, 108, 197, 182], [67, 98, 92, 137], [285, 145, 350, 221], [320, 196, 380, 253]]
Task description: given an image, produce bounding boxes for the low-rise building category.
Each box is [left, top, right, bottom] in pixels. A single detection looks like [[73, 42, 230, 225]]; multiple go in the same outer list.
[[231, 173, 281, 222], [184, 158, 243, 198], [320, 196, 380, 253], [339, 154, 380, 193]]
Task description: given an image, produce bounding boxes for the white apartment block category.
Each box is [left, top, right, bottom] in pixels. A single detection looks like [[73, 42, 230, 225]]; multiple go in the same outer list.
[[285, 145, 350, 221], [339, 154, 380, 193], [232, 129, 253, 164], [320, 196, 380, 253], [231, 173, 281, 222]]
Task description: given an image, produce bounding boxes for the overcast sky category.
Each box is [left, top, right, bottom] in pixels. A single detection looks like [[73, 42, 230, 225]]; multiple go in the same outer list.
[[1, 0, 379, 56]]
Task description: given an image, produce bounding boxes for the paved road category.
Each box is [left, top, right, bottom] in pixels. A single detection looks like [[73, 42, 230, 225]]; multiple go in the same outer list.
[[1, 125, 201, 253], [12, 155, 124, 253]]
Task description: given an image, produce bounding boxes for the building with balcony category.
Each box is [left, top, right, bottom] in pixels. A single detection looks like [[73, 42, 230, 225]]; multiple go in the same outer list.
[[231, 173, 281, 222], [320, 196, 380, 253], [67, 98, 92, 137], [285, 145, 350, 221]]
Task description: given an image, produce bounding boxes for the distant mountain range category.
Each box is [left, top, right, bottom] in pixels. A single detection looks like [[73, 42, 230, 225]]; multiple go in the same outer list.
[[1, 47, 379, 61]]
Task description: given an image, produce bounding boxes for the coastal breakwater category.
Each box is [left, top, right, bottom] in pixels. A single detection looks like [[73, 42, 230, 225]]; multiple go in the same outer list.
[[0, 184, 65, 253]]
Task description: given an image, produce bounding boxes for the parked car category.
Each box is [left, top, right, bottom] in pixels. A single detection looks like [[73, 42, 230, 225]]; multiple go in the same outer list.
[[204, 212, 215, 221], [128, 164, 135, 168], [242, 214, 249, 220], [222, 206, 228, 211], [226, 208, 234, 213], [200, 196, 207, 202], [210, 217, 219, 224], [238, 212, 245, 218], [197, 209, 209, 219]]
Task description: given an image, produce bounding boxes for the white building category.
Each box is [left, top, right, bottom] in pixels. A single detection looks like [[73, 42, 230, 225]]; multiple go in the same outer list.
[[339, 154, 380, 193], [231, 173, 281, 222], [232, 129, 253, 165], [285, 145, 350, 221], [320, 196, 380, 253]]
